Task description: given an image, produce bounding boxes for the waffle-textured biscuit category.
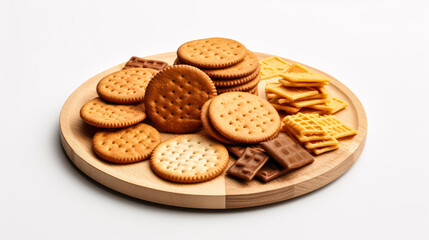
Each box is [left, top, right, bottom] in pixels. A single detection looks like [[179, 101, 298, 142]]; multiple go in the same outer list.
[[202, 50, 259, 79], [216, 74, 260, 93], [212, 65, 261, 87], [144, 65, 217, 133], [208, 92, 281, 143], [97, 68, 158, 103], [80, 98, 146, 128], [315, 115, 357, 139], [123, 56, 169, 71], [201, 99, 239, 145], [150, 134, 229, 183], [93, 123, 161, 163], [177, 38, 246, 68]]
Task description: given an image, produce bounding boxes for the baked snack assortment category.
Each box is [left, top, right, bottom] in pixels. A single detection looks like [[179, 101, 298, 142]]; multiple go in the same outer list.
[[175, 38, 261, 94], [76, 37, 358, 185]]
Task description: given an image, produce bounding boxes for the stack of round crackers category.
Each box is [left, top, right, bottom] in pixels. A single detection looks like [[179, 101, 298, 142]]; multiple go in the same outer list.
[[175, 38, 261, 95], [201, 92, 281, 144]]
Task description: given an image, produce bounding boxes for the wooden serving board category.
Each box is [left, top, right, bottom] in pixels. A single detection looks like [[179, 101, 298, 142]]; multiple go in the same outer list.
[[59, 52, 367, 209]]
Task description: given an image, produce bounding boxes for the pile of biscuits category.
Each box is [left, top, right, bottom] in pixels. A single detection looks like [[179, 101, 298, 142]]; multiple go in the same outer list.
[[260, 56, 348, 115], [174, 38, 261, 94], [77, 37, 358, 185]]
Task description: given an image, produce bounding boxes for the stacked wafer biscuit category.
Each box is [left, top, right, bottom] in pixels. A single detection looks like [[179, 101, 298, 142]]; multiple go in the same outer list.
[[175, 37, 261, 94], [282, 113, 357, 154], [260, 56, 348, 114]]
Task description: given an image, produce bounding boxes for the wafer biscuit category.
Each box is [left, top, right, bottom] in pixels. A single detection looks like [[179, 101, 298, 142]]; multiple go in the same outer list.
[[202, 50, 259, 79], [144, 65, 217, 133], [283, 125, 331, 142], [93, 123, 161, 163], [80, 98, 146, 128], [97, 68, 158, 103], [177, 38, 246, 68], [282, 113, 328, 135], [208, 92, 281, 144], [278, 79, 328, 87], [312, 145, 339, 155], [288, 98, 328, 108], [269, 102, 301, 114], [304, 137, 339, 149], [150, 134, 229, 183], [316, 115, 357, 139]]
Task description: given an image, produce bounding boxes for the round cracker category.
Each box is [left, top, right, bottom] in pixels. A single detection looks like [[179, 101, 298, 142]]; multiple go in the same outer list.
[[201, 99, 240, 145], [208, 92, 281, 144], [80, 98, 146, 128], [212, 65, 260, 87], [93, 123, 161, 163], [97, 68, 158, 104], [144, 65, 217, 133], [216, 74, 260, 93], [177, 38, 246, 69], [150, 134, 229, 183], [202, 50, 259, 79]]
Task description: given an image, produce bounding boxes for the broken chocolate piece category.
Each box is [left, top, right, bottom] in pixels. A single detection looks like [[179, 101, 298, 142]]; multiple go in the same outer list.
[[256, 160, 290, 183], [260, 132, 314, 170], [227, 147, 269, 181]]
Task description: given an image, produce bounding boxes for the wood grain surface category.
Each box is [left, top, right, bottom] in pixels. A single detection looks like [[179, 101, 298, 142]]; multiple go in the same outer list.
[[59, 52, 367, 209]]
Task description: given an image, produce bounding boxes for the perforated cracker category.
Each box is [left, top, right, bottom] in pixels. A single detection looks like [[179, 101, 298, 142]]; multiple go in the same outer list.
[[208, 92, 281, 144], [177, 38, 246, 68], [97, 68, 158, 103], [201, 99, 239, 145], [202, 50, 259, 79], [144, 65, 217, 133], [80, 98, 146, 128], [150, 134, 229, 183], [93, 123, 161, 163]]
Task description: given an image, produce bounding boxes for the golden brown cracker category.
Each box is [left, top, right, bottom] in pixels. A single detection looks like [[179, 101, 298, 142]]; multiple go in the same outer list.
[[177, 38, 246, 68], [202, 50, 259, 79], [80, 98, 146, 128], [93, 123, 161, 163], [144, 65, 217, 133], [97, 68, 158, 103], [208, 92, 281, 143]]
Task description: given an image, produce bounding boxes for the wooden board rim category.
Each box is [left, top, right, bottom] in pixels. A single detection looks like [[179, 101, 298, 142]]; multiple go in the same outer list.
[[59, 52, 367, 209]]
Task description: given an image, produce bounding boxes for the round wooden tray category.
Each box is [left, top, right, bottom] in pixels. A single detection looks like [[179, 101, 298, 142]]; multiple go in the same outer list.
[[60, 52, 367, 209]]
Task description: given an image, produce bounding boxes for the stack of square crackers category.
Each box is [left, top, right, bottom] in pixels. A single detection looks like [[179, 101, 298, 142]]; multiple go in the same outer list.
[[261, 56, 348, 115]]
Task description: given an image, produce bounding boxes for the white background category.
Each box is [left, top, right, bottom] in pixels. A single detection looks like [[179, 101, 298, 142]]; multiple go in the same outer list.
[[0, 0, 428, 239]]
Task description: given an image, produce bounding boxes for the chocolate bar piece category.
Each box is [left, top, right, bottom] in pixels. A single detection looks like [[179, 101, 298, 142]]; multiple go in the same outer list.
[[226, 145, 264, 158], [123, 56, 169, 70], [260, 132, 314, 170], [256, 160, 290, 183], [227, 147, 269, 181]]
